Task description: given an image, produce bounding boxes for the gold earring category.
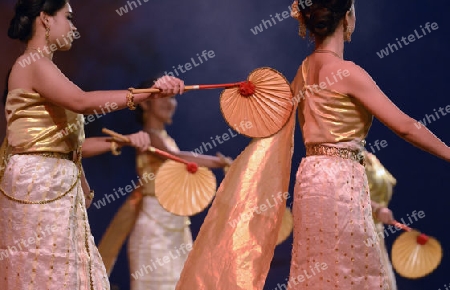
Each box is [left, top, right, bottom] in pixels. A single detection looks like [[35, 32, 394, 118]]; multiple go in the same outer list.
[[345, 26, 353, 42], [45, 26, 50, 44]]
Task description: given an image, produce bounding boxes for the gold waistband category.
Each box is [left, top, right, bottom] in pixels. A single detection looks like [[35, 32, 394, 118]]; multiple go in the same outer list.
[[15, 151, 75, 161], [306, 144, 365, 165]]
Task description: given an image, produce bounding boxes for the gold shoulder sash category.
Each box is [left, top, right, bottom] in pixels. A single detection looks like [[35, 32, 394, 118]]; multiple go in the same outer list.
[[97, 190, 143, 275], [176, 107, 297, 290]]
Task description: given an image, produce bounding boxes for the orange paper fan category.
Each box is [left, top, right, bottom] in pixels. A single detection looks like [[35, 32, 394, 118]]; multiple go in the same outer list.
[[155, 160, 217, 216], [130, 67, 294, 138], [102, 128, 217, 216], [391, 221, 442, 279], [220, 67, 294, 138], [277, 207, 293, 245]]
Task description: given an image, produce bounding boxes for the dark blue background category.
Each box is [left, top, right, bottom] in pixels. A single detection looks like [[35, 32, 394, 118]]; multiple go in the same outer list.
[[1, 0, 449, 289]]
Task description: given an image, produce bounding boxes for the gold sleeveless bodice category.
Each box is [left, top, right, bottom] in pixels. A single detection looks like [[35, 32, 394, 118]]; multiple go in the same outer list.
[[4, 89, 84, 154], [295, 58, 373, 145]]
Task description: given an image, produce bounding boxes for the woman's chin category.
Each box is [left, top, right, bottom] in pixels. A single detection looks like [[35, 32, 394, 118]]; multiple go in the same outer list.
[[58, 44, 73, 52]]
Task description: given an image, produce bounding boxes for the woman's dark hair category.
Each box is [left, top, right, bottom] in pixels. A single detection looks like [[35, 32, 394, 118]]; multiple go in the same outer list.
[[299, 0, 353, 38], [135, 76, 160, 126], [8, 0, 68, 43]]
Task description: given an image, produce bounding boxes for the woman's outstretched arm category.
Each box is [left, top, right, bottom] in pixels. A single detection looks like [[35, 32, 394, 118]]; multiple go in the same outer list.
[[11, 57, 185, 114], [149, 132, 232, 168], [345, 63, 450, 162], [82, 131, 151, 158]]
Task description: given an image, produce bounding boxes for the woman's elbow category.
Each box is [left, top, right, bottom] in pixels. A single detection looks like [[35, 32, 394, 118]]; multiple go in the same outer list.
[[396, 118, 419, 137], [68, 94, 92, 114]]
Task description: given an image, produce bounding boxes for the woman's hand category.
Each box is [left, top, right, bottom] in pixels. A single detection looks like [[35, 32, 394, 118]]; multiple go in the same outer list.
[[375, 207, 395, 224], [122, 131, 151, 153], [84, 191, 94, 209], [216, 152, 233, 167], [152, 76, 185, 98], [216, 152, 233, 174]]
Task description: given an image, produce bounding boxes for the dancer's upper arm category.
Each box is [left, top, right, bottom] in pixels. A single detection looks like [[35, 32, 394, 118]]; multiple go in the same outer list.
[[345, 63, 415, 136], [31, 58, 87, 113]]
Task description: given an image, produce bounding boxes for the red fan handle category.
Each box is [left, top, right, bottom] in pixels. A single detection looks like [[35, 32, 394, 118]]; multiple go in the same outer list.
[[102, 128, 198, 173], [391, 220, 429, 245], [130, 81, 256, 97]]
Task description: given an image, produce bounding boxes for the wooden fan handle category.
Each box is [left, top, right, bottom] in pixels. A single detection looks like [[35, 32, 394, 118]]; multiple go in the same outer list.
[[391, 220, 430, 245], [147, 147, 188, 165], [102, 128, 129, 143], [102, 128, 199, 173], [391, 220, 412, 232], [130, 82, 247, 94], [131, 86, 196, 94]]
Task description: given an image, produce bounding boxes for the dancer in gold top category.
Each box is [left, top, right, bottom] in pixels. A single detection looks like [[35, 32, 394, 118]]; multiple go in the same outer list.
[[96, 78, 232, 290], [129, 78, 231, 290], [0, 1, 183, 289], [174, 1, 450, 289]]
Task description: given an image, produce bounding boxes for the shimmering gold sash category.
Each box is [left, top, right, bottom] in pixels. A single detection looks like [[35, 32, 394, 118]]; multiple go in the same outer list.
[[97, 190, 143, 275], [175, 106, 297, 290]]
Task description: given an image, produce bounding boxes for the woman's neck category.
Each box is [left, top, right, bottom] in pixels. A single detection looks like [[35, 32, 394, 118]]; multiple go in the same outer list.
[[314, 28, 345, 59], [25, 39, 53, 60], [143, 117, 165, 133]]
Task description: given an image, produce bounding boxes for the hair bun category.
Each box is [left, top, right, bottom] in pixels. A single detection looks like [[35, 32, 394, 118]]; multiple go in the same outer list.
[[308, 7, 335, 37], [299, 0, 353, 38], [8, 13, 32, 41], [7, 0, 67, 43]]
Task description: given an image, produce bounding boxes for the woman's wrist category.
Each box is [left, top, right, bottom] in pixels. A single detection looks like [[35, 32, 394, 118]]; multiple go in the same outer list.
[[371, 203, 382, 216], [110, 141, 122, 155], [85, 190, 94, 200]]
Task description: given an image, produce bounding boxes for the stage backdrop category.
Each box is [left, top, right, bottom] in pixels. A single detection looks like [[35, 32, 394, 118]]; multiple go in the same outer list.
[[1, 1, 449, 289]]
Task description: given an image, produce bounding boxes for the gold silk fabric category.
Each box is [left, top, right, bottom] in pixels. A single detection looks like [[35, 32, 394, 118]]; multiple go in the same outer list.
[[176, 105, 296, 290], [295, 58, 373, 144], [0, 89, 109, 289], [98, 130, 191, 290], [5, 89, 84, 155], [364, 151, 397, 207]]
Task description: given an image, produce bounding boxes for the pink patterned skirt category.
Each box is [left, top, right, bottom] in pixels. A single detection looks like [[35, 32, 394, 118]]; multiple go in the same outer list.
[[288, 152, 392, 289], [0, 155, 109, 290]]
